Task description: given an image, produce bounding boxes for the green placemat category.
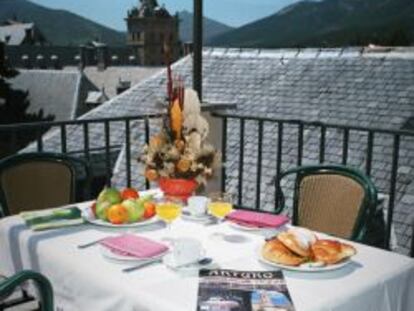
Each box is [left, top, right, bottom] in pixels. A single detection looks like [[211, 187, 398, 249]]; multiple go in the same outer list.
[[21, 207, 84, 231]]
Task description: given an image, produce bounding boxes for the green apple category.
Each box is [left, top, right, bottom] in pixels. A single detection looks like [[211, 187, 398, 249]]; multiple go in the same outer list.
[[97, 188, 122, 205], [136, 194, 153, 205], [96, 201, 111, 221], [122, 199, 145, 223]]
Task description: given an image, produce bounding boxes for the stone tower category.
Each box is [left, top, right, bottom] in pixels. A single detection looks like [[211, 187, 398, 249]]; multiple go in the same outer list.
[[126, 0, 180, 66]]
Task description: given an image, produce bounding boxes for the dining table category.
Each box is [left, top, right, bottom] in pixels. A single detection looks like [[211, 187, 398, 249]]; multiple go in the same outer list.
[[1, 199, 414, 311]]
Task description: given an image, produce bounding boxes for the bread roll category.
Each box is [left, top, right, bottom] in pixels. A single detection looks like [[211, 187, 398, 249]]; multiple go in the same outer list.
[[262, 239, 306, 266], [311, 240, 356, 265], [277, 231, 311, 257]]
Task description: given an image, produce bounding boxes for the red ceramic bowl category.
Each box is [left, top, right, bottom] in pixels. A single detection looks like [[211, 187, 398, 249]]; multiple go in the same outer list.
[[158, 177, 198, 201]]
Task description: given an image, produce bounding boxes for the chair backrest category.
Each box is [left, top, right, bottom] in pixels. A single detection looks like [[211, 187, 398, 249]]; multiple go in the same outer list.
[[0, 270, 54, 311], [0, 152, 89, 216], [279, 165, 377, 240]]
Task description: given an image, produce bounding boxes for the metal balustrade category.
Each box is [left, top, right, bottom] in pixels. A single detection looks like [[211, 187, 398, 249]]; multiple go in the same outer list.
[[1, 112, 414, 256], [0, 114, 162, 194], [213, 112, 414, 256]]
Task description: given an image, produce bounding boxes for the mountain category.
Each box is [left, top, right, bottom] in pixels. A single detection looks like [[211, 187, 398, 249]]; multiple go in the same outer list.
[[0, 0, 125, 46], [178, 10, 233, 43], [210, 0, 414, 48]]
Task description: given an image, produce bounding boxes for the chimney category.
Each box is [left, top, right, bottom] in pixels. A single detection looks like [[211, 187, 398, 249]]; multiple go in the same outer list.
[[96, 44, 108, 71], [116, 78, 131, 95], [25, 28, 33, 44]]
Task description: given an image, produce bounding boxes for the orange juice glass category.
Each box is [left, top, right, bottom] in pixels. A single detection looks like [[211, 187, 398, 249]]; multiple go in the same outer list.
[[156, 201, 181, 224], [208, 192, 233, 220]]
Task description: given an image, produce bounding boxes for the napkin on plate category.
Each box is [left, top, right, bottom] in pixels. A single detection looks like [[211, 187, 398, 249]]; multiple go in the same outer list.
[[21, 207, 84, 231], [226, 210, 289, 228], [100, 234, 169, 259]]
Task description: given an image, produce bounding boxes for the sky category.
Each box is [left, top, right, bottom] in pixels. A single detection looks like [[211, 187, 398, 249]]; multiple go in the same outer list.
[[30, 0, 302, 30]]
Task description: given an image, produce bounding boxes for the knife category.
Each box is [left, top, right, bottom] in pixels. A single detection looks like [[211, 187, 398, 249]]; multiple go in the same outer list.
[[122, 258, 163, 273]]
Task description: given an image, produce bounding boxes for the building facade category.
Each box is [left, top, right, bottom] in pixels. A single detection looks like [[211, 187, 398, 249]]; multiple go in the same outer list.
[[126, 0, 180, 66]]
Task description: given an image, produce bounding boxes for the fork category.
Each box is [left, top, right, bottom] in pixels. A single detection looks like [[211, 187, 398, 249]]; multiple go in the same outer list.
[[77, 238, 105, 249]]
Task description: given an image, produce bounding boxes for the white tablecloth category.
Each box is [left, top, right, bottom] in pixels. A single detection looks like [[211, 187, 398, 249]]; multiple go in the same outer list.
[[1, 201, 414, 311]]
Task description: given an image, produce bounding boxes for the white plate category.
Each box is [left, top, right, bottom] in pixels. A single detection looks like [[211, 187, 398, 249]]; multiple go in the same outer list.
[[100, 245, 169, 263], [83, 209, 159, 228], [257, 244, 353, 272]]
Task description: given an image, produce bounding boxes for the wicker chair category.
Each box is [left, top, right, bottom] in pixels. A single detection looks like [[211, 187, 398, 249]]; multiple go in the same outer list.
[[0, 152, 90, 217], [275, 165, 379, 243], [0, 270, 53, 311]]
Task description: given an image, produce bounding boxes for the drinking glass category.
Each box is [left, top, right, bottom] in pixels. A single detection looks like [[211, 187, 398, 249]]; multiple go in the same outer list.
[[208, 192, 233, 221], [207, 192, 234, 241], [156, 199, 182, 240]]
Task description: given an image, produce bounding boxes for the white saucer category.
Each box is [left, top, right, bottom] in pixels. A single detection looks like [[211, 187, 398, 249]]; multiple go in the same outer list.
[[162, 253, 216, 271], [181, 208, 214, 222]]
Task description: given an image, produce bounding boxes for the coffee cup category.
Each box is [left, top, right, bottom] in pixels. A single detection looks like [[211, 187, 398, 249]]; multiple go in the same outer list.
[[187, 196, 210, 216], [171, 238, 205, 266]]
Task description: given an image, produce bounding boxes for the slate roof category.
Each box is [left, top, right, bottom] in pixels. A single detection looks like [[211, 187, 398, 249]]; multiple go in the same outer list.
[[0, 23, 34, 45], [64, 66, 163, 99], [26, 47, 414, 255], [85, 91, 108, 105], [9, 69, 98, 121]]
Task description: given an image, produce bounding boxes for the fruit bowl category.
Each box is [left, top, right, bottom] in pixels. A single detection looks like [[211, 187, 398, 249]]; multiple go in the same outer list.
[[84, 188, 161, 227], [82, 207, 159, 228]]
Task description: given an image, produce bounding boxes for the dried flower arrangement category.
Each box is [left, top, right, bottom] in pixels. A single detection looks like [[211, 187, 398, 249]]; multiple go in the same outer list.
[[140, 74, 220, 187]]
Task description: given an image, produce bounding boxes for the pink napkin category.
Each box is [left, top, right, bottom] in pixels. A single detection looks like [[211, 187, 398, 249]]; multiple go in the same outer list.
[[226, 210, 289, 228], [100, 234, 169, 258]]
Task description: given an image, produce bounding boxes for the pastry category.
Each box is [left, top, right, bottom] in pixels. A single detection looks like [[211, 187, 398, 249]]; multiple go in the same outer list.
[[277, 228, 317, 257], [311, 239, 356, 265], [262, 238, 306, 266]]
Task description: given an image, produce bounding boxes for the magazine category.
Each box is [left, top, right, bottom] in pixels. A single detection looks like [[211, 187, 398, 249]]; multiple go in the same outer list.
[[197, 269, 295, 311]]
